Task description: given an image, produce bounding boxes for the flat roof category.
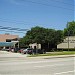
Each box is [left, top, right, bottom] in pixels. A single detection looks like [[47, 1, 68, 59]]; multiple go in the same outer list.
[[0, 34, 19, 42]]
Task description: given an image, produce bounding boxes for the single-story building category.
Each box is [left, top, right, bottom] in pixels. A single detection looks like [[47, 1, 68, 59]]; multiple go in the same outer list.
[[29, 43, 41, 49], [0, 34, 19, 50], [57, 36, 75, 49]]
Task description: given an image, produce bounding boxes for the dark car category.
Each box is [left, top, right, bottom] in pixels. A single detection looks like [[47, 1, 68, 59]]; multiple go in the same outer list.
[[23, 48, 33, 54]]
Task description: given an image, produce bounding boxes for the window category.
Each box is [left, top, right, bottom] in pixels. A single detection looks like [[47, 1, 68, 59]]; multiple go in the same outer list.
[[6, 39, 11, 42]]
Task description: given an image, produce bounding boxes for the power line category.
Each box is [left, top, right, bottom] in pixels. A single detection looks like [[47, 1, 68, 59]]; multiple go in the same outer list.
[[0, 18, 28, 25], [0, 18, 43, 25], [0, 30, 25, 34], [24, 0, 74, 11], [49, 0, 74, 6], [0, 15, 73, 27], [0, 26, 29, 31]]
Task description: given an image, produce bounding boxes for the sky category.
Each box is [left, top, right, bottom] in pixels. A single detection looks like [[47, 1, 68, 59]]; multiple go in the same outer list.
[[0, 0, 74, 37]]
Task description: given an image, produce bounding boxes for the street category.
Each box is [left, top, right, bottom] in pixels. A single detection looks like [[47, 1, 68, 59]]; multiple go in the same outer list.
[[0, 51, 75, 75]]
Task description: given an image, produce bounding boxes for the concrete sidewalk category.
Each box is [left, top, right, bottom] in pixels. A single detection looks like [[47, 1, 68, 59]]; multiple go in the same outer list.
[[0, 51, 75, 59], [0, 51, 27, 57]]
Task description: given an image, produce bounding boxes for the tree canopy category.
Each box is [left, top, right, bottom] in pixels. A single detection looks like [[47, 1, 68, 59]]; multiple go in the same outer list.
[[64, 21, 75, 36], [20, 26, 64, 50], [19, 21, 75, 51]]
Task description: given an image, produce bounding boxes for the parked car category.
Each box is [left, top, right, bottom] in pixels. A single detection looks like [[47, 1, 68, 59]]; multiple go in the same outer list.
[[5, 49, 10, 52], [23, 48, 33, 54], [33, 49, 43, 54], [14, 48, 20, 53], [18, 49, 24, 53]]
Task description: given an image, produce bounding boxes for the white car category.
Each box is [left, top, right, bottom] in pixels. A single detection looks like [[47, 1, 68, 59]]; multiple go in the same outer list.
[[22, 48, 33, 54]]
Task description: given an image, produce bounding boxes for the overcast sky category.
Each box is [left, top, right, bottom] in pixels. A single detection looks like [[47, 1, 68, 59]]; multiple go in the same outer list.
[[0, 0, 74, 37]]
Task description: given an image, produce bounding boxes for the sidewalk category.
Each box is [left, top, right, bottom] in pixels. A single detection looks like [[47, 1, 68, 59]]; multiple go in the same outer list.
[[0, 51, 27, 57], [0, 51, 75, 59]]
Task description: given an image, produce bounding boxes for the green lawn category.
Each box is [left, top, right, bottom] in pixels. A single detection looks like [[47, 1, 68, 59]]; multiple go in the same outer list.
[[29, 51, 75, 57]]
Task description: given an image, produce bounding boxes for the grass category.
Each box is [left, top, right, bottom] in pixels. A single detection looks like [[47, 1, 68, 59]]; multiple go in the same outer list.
[[29, 51, 75, 57]]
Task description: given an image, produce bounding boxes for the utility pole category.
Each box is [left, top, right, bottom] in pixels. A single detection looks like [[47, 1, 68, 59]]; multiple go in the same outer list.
[[67, 23, 69, 51]]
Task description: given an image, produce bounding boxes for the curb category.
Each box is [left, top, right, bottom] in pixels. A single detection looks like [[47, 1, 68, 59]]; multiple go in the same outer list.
[[44, 55, 75, 59], [28, 55, 75, 59]]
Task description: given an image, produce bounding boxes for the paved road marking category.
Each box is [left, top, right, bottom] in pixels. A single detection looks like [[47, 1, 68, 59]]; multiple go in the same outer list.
[[0, 59, 74, 66], [35, 64, 65, 68], [34, 63, 73, 68], [54, 70, 75, 75]]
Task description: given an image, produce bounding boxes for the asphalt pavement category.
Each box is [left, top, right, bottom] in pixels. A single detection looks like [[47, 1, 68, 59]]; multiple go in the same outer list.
[[0, 51, 75, 75]]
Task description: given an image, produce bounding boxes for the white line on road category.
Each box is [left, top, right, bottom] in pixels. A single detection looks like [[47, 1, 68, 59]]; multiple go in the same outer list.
[[35, 64, 65, 68], [54, 70, 75, 75], [0, 57, 74, 65]]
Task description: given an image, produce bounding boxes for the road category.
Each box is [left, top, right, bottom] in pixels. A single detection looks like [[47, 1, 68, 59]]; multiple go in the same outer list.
[[0, 51, 75, 75]]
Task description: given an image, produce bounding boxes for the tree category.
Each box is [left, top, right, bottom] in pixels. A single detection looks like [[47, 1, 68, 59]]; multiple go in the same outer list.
[[64, 21, 75, 36], [19, 38, 27, 48], [20, 26, 64, 51], [24, 26, 46, 44], [54, 30, 64, 44]]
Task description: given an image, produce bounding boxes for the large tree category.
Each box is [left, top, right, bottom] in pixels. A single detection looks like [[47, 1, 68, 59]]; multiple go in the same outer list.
[[54, 30, 64, 45], [23, 26, 46, 44], [64, 21, 75, 36], [20, 26, 64, 51]]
